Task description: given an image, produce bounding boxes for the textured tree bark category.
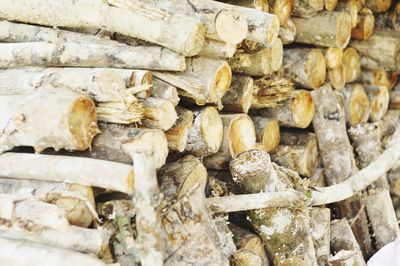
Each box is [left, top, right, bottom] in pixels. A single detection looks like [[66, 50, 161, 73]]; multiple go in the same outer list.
[[251, 117, 280, 153], [364, 85, 389, 122], [185, 107, 223, 157], [199, 39, 237, 59], [164, 107, 193, 152], [260, 90, 315, 129], [310, 208, 330, 266], [342, 47, 361, 83], [292, 0, 324, 18], [221, 76, 254, 114], [141, 97, 178, 131], [251, 75, 294, 109], [359, 68, 396, 90], [283, 48, 326, 89], [0, 87, 98, 153], [365, 0, 392, 13], [374, 2, 400, 31], [152, 79, 180, 106], [0, 153, 134, 194], [379, 110, 400, 137], [342, 83, 370, 127], [154, 57, 232, 107], [292, 11, 352, 48], [270, 130, 320, 177], [351, 7, 375, 40], [279, 19, 296, 45], [204, 114, 256, 169]]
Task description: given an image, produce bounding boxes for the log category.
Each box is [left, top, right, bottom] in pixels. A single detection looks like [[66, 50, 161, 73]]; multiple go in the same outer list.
[[379, 110, 400, 137], [218, 0, 269, 12], [365, 85, 389, 122], [0, 238, 106, 266], [342, 47, 361, 83], [154, 57, 232, 107], [351, 7, 375, 40], [141, 97, 178, 130], [365, 0, 392, 13], [185, 107, 223, 157], [270, 130, 320, 177], [374, 2, 400, 31], [0, 153, 134, 194], [309, 208, 330, 266], [251, 76, 294, 109], [342, 83, 370, 127], [0, 87, 98, 153], [324, 47, 343, 70], [390, 90, 400, 109], [199, 39, 237, 59], [279, 18, 297, 45], [324, 0, 338, 11], [251, 117, 280, 152], [292, 11, 352, 48], [359, 68, 396, 90], [292, 0, 324, 18], [165, 107, 193, 152], [260, 90, 315, 129], [350, 29, 400, 71], [0, 67, 143, 124], [283, 48, 326, 89], [212, 216, 237, 258], [328, 250, 364, 266], [268, 0, 293, 25], [204, 114, 256, 169], [229, 38, 283, 76], [221, 76, 254, 114], [336, 0, 358, 28], [152, 79, 180, 106], [327, 63, 346, 90]]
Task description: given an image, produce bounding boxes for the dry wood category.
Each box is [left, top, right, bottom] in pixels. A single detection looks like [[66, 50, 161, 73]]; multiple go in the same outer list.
[[260, 90, 315, 129], [204, 114, 256, 169], [221, 76, 254, 114], [141, 97, 178, 131], [336, 0, 359, 28], [351, 7, 375, 40], [283, 48, 326, 89], [342, 47, 361, 83], [379, 109, 400, 137], [185, 107, 223, 157], [365, 0, 392, 13], [292, 0, 324, 18], [342, 83, 370, 127], [364, 85, 389, 122], [324, 0, 338, 11], [218, 0, 269, 12], [251, 76, 294, 109], [271, 130, 320, 177], [310, 208, 330, 266], [152, 79, 180, 106], [324, 48, 343, 70], [292, 11, 352, 48], [165, 107, 193, 152], [251, 117, 280, 152], [268, 0, 293, 25], [154, 57, 232, 107], [279, 18, 296, 45], [327, 63, 346, 90], [199, 39, 237, 59], [0, 87, 98, 153], [0, 153, 134, 194], [359, 68, 396, 90], [390, 90, 400, 109], [374, 2, 400, 31]]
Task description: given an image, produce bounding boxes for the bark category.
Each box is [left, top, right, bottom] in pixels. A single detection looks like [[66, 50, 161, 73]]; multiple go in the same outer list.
[[336, 0, 359, 28], [374, 2, 400, 31], [204, 114, 256, 169], [218, 0, 269, 12], [165, 107, 193, 152], [291, 0, 324, 18], [221, 76, 254, 114], [283, 48, 326, 89], [365, 0, 392, 13], [0, 153, 134, 194], [251, 76, 294, 108], [379, 110, 400, 138], [342, 47, 361, 83], [359, 68, 396, 90], [260, 90, 315, 129], [199, 39, 236, 59], [270, 130, 320, 177], [309, 208, 330, 266], [390, 90, 400, 109], [351, 7, 375, 40], [154, 57, 232, 107], [342, 83, 370, 127], [251, 117, 280, 152], [324, 47, 343, 70], [152, 79, 180, 106], [292, 11, 352, 48], [279, 19, 296, 45], [141, 97, 178, 130], [364, 85, 389, 122]]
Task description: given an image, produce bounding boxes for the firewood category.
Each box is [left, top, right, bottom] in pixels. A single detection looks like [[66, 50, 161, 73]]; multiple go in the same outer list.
[[251, 117, 280, 152], [141, 97, 178, 130], [154, 57, 232, 107], [292, 11, 352, 48], [229, 38, 283, 76], [365, 0, 392, 13], [351, 7, 375, 40], [165, 107, 193, 152], [336, 0, 359, 28], [342, 47, 361, 83], [152, 79, 180, 106], [324, 47, 343, 70], [342, 83, 370, 127], [379, 110, 400, 137], [292, 0, 324, 18], [185, 107, 223, 157], [260, 90, 315, 129], [0, 87, 98, 153], [350, 29, 400, 71], [268, 0, 293, 25], [221, 76, 254, 114], [218, 0, 269, 12], [310, 208, 330, 266], [327, 63, 346, 90], [324, 0, 338, 11], [0, 153, 134, 194], [199, 39, 237, 59], [390, 90, 400, 109], [204, 114, 256, 169], [279, 19, 296, 45], [359, 68, 396, 90], [283, 48, 326, 89], [270, 130, 320, 177], [364, 85, 390, 122], [0, 238, 107, 266], [230, 150, 318, 265], [374, 2, 400, 31], [251, 76, 294, 109]]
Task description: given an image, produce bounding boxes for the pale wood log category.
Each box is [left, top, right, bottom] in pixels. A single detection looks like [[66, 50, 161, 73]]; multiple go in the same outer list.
[[342, 83, 370, 127], [251, 117, 280, 152], [0, 87, 98, 153], [390, 90, 400, 109], [221, 76, 254, 114], [328, 250, 364, 265], [324, 0, 338, 11], [292, 11, 352, 48], [133, 0, 248, 45], [260, 90, 315, 128], [374, 2, 400, 31], [218, 0, 269, 12], [204, 114, 256, 169], [283, 48, 326, 89], [324, 47, 343, 70], [379, 110, 400, 137], [185, 107, 223, 157], [270, 130, 320, 177], [279, 18, 296, 44], [365, 0, 392, 13], [0, 238, 106, 266], [359, 68, 396, 90], [342, 47, 361, 83], [350, 29, 400, 71], [152, 79, 180, 106], [327, 63, 346, 90], [154, 57, 232, 107], [336, 0, 359, 28], [199, 39, 237, 59], [251, 75, 294, 108], [292, 0, 324, 18], [141, 97, 178, 131], [310, 208, 330, 266], [0, 153, 134, 194], [233, 250, 264, 266], [365, 85, 389, 122], [268, 0, 293, 25], [165, 107, 193, 152], [309, 168, 326, 187], [351, 7, 375, 40]]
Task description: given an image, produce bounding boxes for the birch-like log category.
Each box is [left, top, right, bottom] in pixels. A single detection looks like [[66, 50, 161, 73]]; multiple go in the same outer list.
[[141, 97, 178, 131], [0, 153, 134, 194], [268, 0, 293, 25], [292, 0, 324, 18], [251, 117, 280, 152], [342, 47, 361, 83], [221, 76, 254, 114], [324, 0, 338, 11], [152, 79, 180, 106], [374, 2, 400, 31], [365, 0, 392, 13], [390, 90, 400, 109], [165, 107, 193, 152], [324, 47, 343, 70], [379, 110, 400, 137], [283, 48, 326, 89], [199, 39, 237, 59], [336, 0, 359, 28], [365, 85, 390, 122], [279, 18, 297, 44], [351, 7, 375, 40], [310, 208, 330, 266], [327, 63, 346, 90], [251, 75, 294, 109], [292, 11, 352, 48], [359, 68, 396, 90], [342, 83, 370, 127], [218, 0, 269, 12]]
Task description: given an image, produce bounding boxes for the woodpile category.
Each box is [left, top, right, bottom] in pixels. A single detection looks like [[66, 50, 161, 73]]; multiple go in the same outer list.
[[0, 0, 399, 265]]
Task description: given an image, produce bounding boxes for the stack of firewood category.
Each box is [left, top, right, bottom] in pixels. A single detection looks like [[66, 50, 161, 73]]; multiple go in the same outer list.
[[0, 0, 399, 265]]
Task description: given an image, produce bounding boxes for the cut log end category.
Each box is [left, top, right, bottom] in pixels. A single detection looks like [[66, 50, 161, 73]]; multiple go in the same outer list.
[[351, 7, 375, 40], [229, 115, 256, 157], [184, 23, 207, 57], [329, 64, 346, 90], [210, 61, 232, 105], [262, 119, 280, 153], [370, 86, 390, 122], [230, 149, 271, 182], [306, 49, 326, 89], [336, 12, 352, 48], [215, 9, 248, 44], [325, 47, 343, 69], [266, 16, 281, 46], [202, 107, 224, 154], [292, 90, 315, 128], [348, 84, 370, 127], [324, 0, 338, 11], [343, 47, 361, 83]]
